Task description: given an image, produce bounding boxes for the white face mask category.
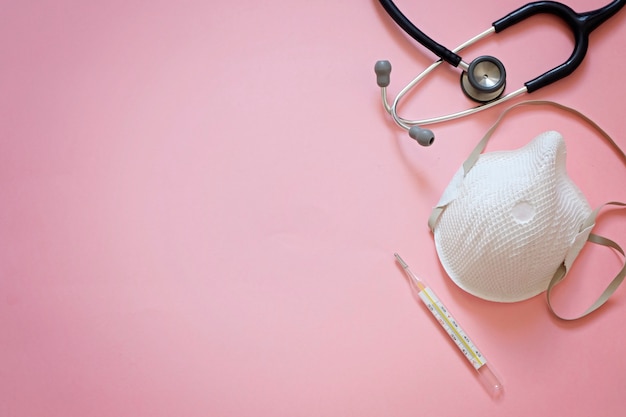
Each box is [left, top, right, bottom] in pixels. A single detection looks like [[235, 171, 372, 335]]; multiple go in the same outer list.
[[427, 101, 626, 320]]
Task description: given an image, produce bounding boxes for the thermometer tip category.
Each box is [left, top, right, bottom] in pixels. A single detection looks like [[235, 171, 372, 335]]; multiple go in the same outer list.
[[394, 253, 408, 268]]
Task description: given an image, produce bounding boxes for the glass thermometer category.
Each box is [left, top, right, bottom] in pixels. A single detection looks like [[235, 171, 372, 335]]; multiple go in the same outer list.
[[394, 253, 503, 396]]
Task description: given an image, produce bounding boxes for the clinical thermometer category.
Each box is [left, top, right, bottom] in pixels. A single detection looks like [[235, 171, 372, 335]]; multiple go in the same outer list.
[[394, 253, 503, 396]]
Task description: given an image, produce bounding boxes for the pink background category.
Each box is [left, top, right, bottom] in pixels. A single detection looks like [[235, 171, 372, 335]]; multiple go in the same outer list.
[[2, 0, 626, 415]]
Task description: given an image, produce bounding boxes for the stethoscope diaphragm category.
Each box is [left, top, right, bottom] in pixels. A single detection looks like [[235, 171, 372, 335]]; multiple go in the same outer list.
[[461, 56, 507, 103]]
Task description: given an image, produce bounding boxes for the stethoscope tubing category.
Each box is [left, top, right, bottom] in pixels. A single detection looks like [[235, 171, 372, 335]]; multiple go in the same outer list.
[[381, 0, 626, 130], [494, 0, 626, 92], [380, 0, 626, 92], [382, 27, 528, 128]]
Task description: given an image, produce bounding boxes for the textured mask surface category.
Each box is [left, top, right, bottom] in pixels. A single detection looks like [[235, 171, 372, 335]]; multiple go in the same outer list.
[[432, 131, 592, 302]]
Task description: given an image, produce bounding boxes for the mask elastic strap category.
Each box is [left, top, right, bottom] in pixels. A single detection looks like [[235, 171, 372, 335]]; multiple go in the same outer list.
[[445, 100, 626, 319], [462, 100, 626, 176], [547, 202, 626, 320]]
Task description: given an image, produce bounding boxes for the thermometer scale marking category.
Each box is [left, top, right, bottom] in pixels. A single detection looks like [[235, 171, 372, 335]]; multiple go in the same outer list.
[[418, 287, 486, 370]]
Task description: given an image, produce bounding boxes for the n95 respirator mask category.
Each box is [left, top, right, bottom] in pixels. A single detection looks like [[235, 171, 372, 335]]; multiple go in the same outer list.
[[427, 101, 626, 320]]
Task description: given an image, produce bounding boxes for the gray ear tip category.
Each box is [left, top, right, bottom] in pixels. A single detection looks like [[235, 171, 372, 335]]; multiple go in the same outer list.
[[375, 60, 392, 72], [374, 60, 392, 87], [409, 126, 435, 146]]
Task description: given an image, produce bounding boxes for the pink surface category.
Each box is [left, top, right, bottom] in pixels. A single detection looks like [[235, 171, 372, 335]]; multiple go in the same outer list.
[[2, 0, 626, 415]]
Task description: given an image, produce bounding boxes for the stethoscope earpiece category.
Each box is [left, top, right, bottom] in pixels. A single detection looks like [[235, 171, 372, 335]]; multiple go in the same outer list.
[[375, 60, 392, 87], [409, 126, 435, 146], [460, 56, 507, 103], [375, 61, 436, 145]]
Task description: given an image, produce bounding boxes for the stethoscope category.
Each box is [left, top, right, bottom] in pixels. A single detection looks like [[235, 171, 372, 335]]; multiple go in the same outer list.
[[375, 0, 626, 146]]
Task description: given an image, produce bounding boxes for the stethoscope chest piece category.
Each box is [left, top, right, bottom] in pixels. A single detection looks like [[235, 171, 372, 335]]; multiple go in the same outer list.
[[460, 56, 507, 103]]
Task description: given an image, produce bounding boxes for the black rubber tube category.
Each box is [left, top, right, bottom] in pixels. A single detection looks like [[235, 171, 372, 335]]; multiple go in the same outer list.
[[492, 0, 626, 92], [378, 0, 462, 67]]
